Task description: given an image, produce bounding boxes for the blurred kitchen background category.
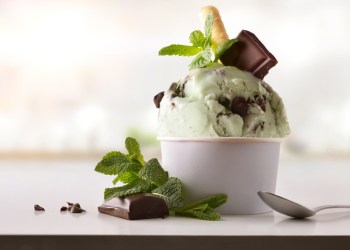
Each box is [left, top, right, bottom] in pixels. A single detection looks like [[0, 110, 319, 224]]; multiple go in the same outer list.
[[0, 0, 350, 158]]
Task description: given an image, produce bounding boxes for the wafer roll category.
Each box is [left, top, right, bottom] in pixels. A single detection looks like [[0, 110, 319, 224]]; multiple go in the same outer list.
[[200, 5, 229, 48]]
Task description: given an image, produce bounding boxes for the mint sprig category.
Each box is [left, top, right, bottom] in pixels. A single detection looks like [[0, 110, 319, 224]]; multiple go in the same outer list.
[[189, 30, 205, 47], [95, 137, 228, 220], [158, 12, 237, 70], [152, 177, 184, 209], [172, 194, 227, 221], [158, 45, 202, 56]]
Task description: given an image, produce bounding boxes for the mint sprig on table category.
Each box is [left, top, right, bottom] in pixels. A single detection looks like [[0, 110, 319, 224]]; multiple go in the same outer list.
[[95, 137, 228, 220], [158, 12, 237, 70]]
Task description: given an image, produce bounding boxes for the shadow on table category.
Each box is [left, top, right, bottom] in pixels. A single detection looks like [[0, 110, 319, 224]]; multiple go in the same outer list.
[[274, 210, 350, 234]]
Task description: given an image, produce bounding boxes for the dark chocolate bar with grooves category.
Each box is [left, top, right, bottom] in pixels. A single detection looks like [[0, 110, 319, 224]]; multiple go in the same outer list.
[[220, 30, 277, 79], [98, 193, 169, 220]]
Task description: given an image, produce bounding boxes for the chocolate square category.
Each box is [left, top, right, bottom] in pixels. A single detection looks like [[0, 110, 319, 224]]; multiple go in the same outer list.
[[220, 30, 278, 79]]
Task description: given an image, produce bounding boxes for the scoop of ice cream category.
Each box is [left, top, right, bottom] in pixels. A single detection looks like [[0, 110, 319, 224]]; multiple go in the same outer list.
[[157, 64, 290, 138]]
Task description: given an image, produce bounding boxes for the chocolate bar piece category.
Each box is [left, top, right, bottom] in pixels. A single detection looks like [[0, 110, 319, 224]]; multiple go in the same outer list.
[[98, 193, 169, 220], [220, 30, 277, 79]]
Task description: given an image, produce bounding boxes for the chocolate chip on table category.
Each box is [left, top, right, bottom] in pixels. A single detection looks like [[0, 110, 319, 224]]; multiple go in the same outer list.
[[34, 204, 45, 211], [60, 206, 68, 212], [71, 205, 86, 213], [153, 91, 164, 108], [230, 96, 248, 117], [67, 202, 80, 208], [67, 202, 85, 213]]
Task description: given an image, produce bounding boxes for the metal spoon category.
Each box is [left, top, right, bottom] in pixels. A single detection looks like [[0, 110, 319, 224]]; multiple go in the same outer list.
[[258, 191, 350, 219]]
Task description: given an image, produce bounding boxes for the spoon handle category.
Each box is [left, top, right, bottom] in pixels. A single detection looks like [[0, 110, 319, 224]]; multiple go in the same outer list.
[[313, 205, 350, 213]]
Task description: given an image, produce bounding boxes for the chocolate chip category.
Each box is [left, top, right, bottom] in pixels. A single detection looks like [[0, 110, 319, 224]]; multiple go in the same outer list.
[[182, 75, 192, 85], [253, 121, 265, 133], [60, 206, 68, 212], [34, 204, 45, 211], [67, 202, 77, 209], [153, 91, 164, 108], [230, 96, 248, 117], [218, 97, 231, 110], [256, 96, 266, 112], [170, 93, 177, 99], [71, 204, 86, 213], [249, 95, 266, 112], [66, 202, 85, 213]]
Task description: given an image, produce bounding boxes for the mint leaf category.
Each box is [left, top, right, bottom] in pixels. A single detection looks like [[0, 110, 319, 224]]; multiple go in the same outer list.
[[125, 137, 145, 165], [203, 12, 213, 47], [189, 54, 208, 69], [95, 151, 130, 175], [104, 179, 150, 201], [152, 177, 184, 209], [214, 39, 237, 62], [189, 46, 212, 70], [176, 208, 221, 221], [172, 194, 227, 220], [201, 46, 212, 61], [159, 45, 202, 56], [112, 171, 139, 185], [189, 30, 205, 47], [175, 194, 228, 211], [139, 158, 169, 187]]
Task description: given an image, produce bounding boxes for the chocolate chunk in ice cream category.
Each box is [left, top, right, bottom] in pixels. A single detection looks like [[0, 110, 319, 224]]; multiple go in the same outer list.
[[154, 91, 165, 108], [231, 96, 248, 117]]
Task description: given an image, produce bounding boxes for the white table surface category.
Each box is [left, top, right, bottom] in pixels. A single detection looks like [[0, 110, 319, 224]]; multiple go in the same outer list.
[[1, 157, 350, 249]]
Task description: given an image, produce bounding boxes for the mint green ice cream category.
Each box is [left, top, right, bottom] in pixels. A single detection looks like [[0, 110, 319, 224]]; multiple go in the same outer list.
[[157, 65, 290, 138]]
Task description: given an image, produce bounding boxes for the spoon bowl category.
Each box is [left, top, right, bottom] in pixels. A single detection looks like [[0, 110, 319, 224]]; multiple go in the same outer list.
[[258, 191, 350, 219]]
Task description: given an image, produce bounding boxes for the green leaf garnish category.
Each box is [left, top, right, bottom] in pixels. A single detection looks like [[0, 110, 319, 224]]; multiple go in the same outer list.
[[203, 12, 213, 47], [189, 46, 212, 70], [125, 137, 145, 165], [95, 151, 141, 176], [139, 158, 169, 186], [112, 171, 139, 185], [189, 30, 205, 47], [174, 194, 228, 211], [152, 177, 184, 209], [159, 45, 202, 56], [189, 52, 210, 70], [95, 137, 228, 220], [158, 12, 216, 70], [104, 179, 150, 200], [172, 194, 227, 221], [175, 208, 221, 221], [159, 11, 237, 70]]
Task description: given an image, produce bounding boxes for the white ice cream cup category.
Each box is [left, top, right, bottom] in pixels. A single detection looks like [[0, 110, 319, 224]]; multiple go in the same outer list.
[[158, 137, 283, 215]]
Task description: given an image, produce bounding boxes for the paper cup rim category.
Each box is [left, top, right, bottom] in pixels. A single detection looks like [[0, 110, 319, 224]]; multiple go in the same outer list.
[[157, 137, 284, 143]]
